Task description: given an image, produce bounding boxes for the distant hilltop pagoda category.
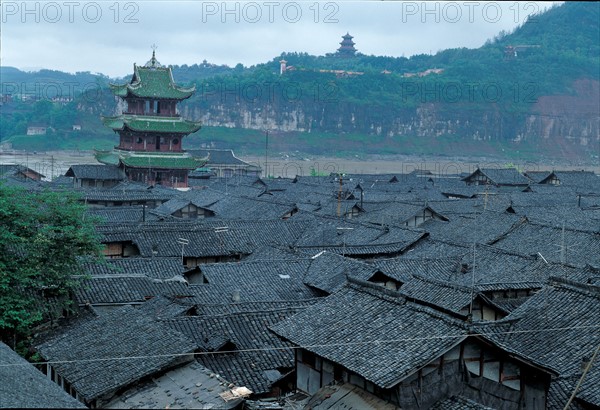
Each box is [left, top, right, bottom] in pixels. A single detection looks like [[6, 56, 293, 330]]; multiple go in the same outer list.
[[96, 50, 203, 188], [336, 32, 357, 57]]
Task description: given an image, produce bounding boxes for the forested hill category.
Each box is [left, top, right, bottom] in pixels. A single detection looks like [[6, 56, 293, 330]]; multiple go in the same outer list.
[[1, 2, 598, 161]]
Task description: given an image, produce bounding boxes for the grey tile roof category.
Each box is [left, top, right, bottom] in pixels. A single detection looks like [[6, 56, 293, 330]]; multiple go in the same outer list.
[[36, 305, 197, 404], [196, 308, 302, 395], [512, 205, 600, 232], [271, 279, 468, 389], [490, 220, 600, 266], [193, 299, 321, 316], [0, 174, 48, 190], [86, 206, 168, 223], [75, 276, 190, 305], [463, 168, 531, 186], [402, 238, 470, 259], [304, 382, 399, 410], [0, 342, 85, 408], [242, 245, 304, 261], [193, 178, 266, 198], [547, 376, 585, 410], [103, 361, 241, 409], [509, 190, 580, 207], [293, 215, 426, 257], [80, 188, 176, 203], [422, 210, 526, 245], [399, 275, 473, 314], [188, 149, 252, 166], [167, 307, 307, 395], [0, 164, 45, 179], [97, 219, 311, 258], [82, 257, 185, 279], [541, 171, 600, 193], [65, 164, 125, 180], [303, 251, 380, 294], [478, 277, 600, 377], [428, 196, 512, 215], [356, 202, 449, 226], [204, 195, 297, 220], [375, 245, 542, 295], [454, 245, 539, 288], [523, 170, 553, 183], [153, 197, 193, 216], [431, 395, 495, 409], [191, 259, 320, 304], [372, 257, 460, 283], [136, 295, 197, 319], [577, 361, 600, 407], [166, 316, 230, 352]]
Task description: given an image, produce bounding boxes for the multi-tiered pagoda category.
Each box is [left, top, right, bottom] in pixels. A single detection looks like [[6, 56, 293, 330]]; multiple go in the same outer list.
[[96, 51, 202, 188], [337, 33, 357, 57]]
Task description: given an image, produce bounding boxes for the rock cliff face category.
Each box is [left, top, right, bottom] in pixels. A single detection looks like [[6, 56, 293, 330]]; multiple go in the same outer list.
[[179, 79, 599, 148], [524, 79, 600, 146]]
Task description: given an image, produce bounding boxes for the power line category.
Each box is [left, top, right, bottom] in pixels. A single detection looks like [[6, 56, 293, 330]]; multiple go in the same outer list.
[[563, 343, 600, 410], [3, 323, 599, 368]]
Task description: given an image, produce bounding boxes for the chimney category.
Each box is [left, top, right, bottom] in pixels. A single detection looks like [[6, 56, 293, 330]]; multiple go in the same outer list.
[[232, 290, 241, 303]]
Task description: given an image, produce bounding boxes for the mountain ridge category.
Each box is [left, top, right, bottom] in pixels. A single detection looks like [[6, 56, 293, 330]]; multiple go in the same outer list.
[[1, 2, 598, 161]]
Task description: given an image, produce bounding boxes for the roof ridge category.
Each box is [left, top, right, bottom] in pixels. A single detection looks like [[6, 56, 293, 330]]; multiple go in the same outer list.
[[409, 273, 472, 291], [549, 276, 600, 298], [348, 277, 470, 325]]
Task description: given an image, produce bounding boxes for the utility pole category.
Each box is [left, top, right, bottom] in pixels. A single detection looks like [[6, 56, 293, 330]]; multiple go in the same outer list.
[[560, 222, 566, 266], [337, 227, 354, 257], [177, 238, 189, 267], [337, 174, 343, 217], [265, 130, 269, 179], [468, 242, 476, 319]]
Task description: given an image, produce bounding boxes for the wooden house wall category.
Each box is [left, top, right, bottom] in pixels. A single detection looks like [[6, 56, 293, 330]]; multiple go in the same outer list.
[[172, 204, 215, 219], [294, 339, 550, 409], [125, 168, 188, 188], [124, 99, 177, 116], [404, 208, 440, 227], [464, 171, 490, 186], [86, 199, 165, 208], [118, 134, 183, 152], [77, 179, 120, 189], [102, 241, 140, 258], [459, 299, 506, 321]]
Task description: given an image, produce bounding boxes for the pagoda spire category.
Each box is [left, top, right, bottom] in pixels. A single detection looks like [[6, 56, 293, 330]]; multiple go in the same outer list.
[[146, 44, 162, 68]]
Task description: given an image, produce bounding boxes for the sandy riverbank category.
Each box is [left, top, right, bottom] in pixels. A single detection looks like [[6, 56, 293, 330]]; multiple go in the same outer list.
[[1, 150, 598, 180]]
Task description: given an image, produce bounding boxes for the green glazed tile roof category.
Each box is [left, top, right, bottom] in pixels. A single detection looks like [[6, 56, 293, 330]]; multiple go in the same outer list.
[[101, 115, 201, 134], [95, 149, 203, 170], [94, 150, 120, 166], [109, 64, 195, 100]]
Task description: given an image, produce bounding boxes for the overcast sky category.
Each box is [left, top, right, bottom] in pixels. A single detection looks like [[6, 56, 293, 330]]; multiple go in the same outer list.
[[1, 1, 558, 78]]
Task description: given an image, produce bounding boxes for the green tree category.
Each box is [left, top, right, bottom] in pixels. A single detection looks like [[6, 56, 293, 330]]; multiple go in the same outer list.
[[0, 183, 104, 349]]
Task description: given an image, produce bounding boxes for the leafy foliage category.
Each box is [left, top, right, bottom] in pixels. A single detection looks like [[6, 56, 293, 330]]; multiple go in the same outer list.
[[0, 184, 104, 346]]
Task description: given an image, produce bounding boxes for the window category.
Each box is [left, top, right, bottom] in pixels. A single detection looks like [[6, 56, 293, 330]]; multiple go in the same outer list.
[[302, 350, 316, 367], [136, 137, 143, 144], [172, 138, 179, 145]]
